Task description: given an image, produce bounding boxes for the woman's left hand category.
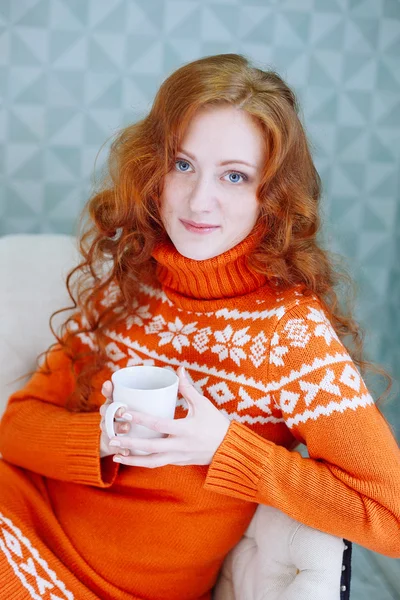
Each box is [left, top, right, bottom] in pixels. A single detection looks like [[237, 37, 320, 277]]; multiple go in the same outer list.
[[109, 366, 231, 468]]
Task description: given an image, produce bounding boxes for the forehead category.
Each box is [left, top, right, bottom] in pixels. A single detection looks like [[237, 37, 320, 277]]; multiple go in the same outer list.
[[179, 105, 266, 166]]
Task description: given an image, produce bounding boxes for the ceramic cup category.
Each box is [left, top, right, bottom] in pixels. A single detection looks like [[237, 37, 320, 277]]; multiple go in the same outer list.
[[104, 365, 179, 455]]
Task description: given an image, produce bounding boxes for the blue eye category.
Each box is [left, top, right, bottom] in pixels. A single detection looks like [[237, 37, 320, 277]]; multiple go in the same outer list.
[[227, 172, 247, 184], [175, 159, 191, 172], [174, 158, 248, 184]]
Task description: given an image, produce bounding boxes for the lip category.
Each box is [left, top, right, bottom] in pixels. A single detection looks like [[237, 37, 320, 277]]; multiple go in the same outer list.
[[180, 219, 220, 234]]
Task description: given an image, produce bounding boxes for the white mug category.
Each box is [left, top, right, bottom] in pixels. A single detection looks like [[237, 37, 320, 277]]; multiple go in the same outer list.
[[105, 365, 179, 455]]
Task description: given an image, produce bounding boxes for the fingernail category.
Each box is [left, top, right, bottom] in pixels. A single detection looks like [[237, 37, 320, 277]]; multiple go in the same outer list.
[[122, 413, 132, 421], [109, 440, 120, 447], [113, 456, 121, 462]]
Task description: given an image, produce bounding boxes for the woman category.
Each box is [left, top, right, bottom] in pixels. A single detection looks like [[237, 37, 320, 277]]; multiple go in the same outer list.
[[0, 53, 399, 600]]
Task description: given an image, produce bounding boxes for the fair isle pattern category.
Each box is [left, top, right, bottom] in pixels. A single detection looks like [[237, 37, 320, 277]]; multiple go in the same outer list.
[[72, 279, 376, 435], [0, 513, 73, 600], [139, 280, 290, 321], [285, 393, 374, 430]]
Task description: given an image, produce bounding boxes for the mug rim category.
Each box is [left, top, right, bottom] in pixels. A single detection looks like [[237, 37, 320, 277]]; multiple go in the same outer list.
[[111, 365, 179, 391]]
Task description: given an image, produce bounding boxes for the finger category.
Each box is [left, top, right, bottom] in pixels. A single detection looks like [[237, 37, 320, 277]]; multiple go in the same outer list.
[[116, 406, 129, 419], [101, 380, 113, 398], [122, 410, 183, 436], [101, 420, 130, 437], [177, 366, 201, 414], [113, 447, 130, 457], [99, 404, 129, 419], [111, 434, 179, 454], [115, 422, 131, 434], [113, 452, 183, 469], [99, 401, 111, 417]]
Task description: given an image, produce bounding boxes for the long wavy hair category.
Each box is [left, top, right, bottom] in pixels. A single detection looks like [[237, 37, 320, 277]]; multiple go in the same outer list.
[[35, 53, 390, 412]]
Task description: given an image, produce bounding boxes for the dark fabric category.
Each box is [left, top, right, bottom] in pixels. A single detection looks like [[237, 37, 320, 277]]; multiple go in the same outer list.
[[340, 540, 352, 599]]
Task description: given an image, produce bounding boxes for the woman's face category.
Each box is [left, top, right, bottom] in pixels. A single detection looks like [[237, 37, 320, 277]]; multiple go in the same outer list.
[[159, 104, 266, 260]]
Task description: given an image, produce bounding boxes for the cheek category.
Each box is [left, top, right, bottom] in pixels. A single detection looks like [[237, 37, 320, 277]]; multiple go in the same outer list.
[[160, 177, 181, 218], [230, 198, 260, 226], [159, 199, 176, 225], [159, 190, 173, 223], [158, 198, 171, 233]]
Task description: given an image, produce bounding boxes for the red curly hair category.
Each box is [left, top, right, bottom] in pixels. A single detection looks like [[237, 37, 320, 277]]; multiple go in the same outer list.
[[36, 53, 390, 412]]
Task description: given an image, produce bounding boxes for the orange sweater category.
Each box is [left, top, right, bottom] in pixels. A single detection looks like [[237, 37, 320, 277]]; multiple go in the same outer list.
[[0, 233, 399, 600]]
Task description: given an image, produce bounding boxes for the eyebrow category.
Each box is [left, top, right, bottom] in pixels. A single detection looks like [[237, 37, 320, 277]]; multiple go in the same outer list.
[[178, 148, 257, 170]]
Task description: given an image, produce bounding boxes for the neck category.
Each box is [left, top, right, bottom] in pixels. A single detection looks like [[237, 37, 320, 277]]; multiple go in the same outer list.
[[152, 228, 268, 308]]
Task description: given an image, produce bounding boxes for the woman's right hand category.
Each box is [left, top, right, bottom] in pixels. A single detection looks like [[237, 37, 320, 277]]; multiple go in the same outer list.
[[99, 380, 131, 458]]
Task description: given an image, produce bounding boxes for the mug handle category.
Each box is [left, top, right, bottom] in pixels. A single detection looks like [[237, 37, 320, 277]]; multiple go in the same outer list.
[[105, 402, 128, 438]]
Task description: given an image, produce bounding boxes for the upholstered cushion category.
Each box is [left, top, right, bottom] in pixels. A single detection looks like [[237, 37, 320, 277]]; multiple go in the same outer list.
[[214, 504, 345, 599], [0, 234, 78, 418]]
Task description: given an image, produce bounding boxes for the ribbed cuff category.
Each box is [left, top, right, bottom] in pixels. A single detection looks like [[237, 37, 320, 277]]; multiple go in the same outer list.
[[66, 412, 119, 487], [204, 420, 274, 501]]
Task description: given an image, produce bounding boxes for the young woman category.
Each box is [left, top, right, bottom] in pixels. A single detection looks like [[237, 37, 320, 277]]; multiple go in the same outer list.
[[0, 53, 399, 600]]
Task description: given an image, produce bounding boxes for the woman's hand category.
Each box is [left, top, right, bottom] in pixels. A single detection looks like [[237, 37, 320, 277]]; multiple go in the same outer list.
[[99, 381, 131, 458], [108, 366, 231, 468]]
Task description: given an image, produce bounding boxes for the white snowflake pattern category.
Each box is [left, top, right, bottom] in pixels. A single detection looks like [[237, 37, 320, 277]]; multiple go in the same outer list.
[[249, 331, 268, 367], [126, 300, 152, 328], [145, 314, 166, 334], [105, 343, 155, 371], [211, 325, 251, 366], [100, 280, 121, 308], [283, 318, 311, 348], [307, 307, 340, 346], [193, 327, 211, 354], [68, 317, 97, 350], [158, 317, 198, 353], [269, 332, 288, 367]]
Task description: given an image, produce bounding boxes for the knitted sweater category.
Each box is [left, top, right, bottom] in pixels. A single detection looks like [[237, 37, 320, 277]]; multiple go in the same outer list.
[[0, 233, 399, 600]]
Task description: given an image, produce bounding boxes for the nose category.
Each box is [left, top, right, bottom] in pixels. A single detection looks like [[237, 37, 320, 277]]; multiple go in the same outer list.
[[188, 176, 216, 213]]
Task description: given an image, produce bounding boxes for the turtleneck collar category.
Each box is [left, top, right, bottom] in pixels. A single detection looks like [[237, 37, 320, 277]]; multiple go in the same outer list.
[[151, 227, 268, 309]]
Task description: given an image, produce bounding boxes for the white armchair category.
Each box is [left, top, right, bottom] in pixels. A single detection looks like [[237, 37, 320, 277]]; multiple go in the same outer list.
[[0, 234, 351, 600]]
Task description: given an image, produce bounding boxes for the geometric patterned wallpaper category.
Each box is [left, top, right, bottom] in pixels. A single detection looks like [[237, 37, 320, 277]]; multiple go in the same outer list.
[[0, 0, 399, 392], [0, 1, 399, 592]]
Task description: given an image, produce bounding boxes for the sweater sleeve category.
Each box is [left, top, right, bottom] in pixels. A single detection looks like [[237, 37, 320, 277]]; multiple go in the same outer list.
[[204, 299, 400, 558], [0, 319, 119, 488]]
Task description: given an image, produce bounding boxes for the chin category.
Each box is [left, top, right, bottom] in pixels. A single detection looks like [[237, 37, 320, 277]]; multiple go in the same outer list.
[[171, 233, 243, 261], [175, 245, 218, 261]]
